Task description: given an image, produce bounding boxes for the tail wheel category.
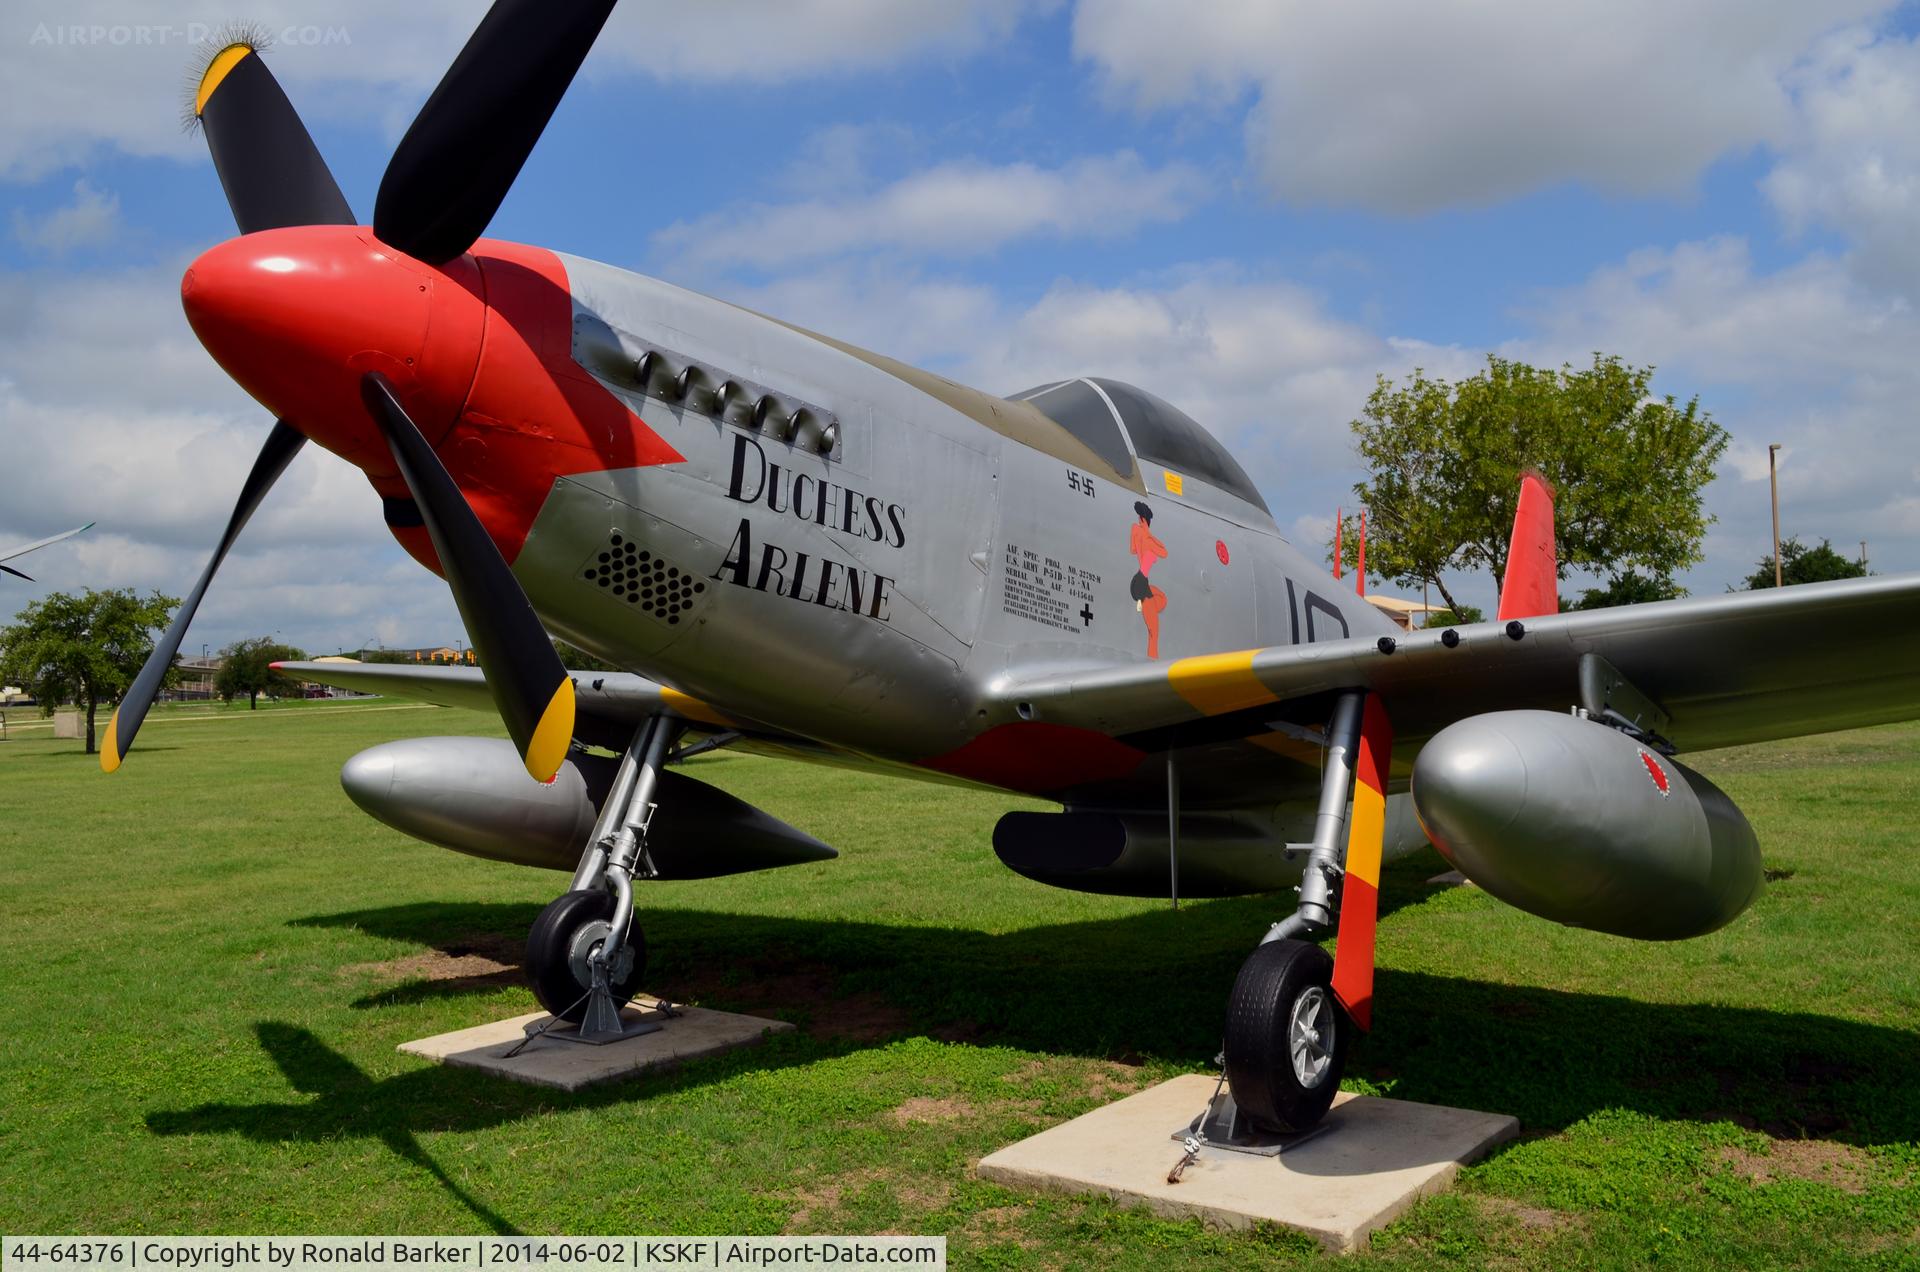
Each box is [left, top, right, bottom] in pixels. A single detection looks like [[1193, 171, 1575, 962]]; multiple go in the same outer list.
[[525, 888, 646, 1022], [1223, 938, 1350, 1133]]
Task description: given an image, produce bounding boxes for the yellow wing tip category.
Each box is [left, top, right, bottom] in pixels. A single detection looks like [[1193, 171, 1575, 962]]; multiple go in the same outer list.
[[523, 678, 576, 782], [194, 43, 254, 117], [100, 712, 122, 773]]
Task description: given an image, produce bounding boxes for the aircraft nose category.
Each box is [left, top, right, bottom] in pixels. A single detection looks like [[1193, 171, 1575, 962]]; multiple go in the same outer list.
[[181, 226, 486, 476]]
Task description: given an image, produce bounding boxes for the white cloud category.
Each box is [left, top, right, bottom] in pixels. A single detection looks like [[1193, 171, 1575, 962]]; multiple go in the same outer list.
[[656, 152, 1204, 269], [12, 179, 120, 254], [2, 0, 478, 179], [0, 259, 461, 652], [1071, 0, 1893, 212], [726, 262, 1006, 368], [593, 0, 1054, 84], [0, 0, 1054, 181], [1507, 235, 1920, 587], [1763, 25, 1920, 297]]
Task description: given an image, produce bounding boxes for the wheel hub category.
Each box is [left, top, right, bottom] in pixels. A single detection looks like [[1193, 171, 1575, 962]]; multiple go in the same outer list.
[[1288, 985, 1335, 1088], [565, 918, 634, 988]]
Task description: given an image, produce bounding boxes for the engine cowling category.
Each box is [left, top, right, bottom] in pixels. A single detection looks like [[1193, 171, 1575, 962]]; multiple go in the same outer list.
[[341, 737, 836, 877], [1412, 710, 1762, 940]]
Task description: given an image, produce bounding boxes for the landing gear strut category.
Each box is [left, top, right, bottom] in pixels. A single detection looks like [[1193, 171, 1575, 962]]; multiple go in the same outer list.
[[1216, 691, 1374, 1136], [525, 713, 682, 1035]]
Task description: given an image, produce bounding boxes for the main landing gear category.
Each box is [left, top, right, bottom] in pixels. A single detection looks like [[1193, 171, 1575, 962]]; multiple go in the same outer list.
[[1224, 938, 1348, 1132], [526, 714, 682, 1036], [1213, 692, 1373, 1138]]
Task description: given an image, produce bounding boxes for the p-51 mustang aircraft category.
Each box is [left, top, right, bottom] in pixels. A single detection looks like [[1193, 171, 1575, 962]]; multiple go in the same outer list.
[[106, 1, 1920, 1135]]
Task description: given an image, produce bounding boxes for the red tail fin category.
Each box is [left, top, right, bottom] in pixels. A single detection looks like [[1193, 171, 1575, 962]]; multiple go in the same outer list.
[[1333, 506, 1343, 580], [1497, 472, 1558, 621], [1355, 509, 1367, 598]]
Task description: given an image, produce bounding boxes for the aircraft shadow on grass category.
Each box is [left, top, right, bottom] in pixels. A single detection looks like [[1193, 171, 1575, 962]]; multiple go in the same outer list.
[[286, 867, 1920, 1147], [150, 866, 1920, 1229]]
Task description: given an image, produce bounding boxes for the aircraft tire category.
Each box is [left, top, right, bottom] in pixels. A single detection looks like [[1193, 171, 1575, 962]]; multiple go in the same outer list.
[[1223, 938, 1349, 1133], [526, 888, 648, 1022]]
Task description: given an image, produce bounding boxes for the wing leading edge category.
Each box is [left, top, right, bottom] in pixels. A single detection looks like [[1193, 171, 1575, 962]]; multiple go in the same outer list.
[[994, 573, 1920, 771], [272, 660, 735, 741], [1, 522, 93, 579]]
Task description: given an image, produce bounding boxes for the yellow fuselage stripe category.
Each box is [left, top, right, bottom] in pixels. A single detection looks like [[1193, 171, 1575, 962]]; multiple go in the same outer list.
[[1167, 649, 1273, 716]]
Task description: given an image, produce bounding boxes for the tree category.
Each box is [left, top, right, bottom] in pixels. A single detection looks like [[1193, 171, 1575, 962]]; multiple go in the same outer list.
[[1742, 538, 1867, 590], [0, 588, 179, 753], [1349, 354, 1729, 615], [554, 639, 620, 673], [1570, 570, 1686, 611], [1421, 605, 1483, 628], [216, 637, 308, 708]]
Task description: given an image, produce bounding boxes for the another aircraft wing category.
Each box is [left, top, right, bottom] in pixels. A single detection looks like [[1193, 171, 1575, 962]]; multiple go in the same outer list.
[[274, 660, 740, 747], [994, 573, 1920, 770], [1, 522, 93, 578]]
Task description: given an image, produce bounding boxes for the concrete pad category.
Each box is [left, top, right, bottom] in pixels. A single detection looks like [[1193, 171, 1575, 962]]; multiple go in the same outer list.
[[399, 996, 793, 1092], [977, 1074, 1516, 1253]]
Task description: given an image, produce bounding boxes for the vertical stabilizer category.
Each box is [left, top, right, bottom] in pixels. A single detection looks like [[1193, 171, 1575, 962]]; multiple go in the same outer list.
[[1355, 509, 1368, 598], [1497, 472, 1558, 620]]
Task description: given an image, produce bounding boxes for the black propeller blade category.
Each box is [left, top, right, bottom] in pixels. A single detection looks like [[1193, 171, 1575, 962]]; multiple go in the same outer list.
[[2, 565, 32, 581], [360, 374, 576, 780], [373, 0, 617, 264], [102, 421, 307, 772], [116, 20, 605, 774], [106, 42, 352, 774], [192, 39, 355, 234]]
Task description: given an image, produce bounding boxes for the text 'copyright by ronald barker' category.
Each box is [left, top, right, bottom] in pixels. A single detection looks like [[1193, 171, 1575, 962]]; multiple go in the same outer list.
[[2, 1238, 944, 1272]]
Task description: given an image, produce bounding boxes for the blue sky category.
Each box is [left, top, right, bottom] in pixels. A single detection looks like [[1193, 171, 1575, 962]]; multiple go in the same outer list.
[[3, 0, 1918, 652]]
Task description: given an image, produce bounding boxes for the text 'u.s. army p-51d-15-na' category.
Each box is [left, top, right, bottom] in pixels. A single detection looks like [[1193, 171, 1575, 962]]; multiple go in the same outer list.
[[103, 0, 1920, 1136]]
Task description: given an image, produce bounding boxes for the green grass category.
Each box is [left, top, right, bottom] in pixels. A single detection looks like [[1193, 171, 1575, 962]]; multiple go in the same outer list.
[[2, 705, 1917, 1267]]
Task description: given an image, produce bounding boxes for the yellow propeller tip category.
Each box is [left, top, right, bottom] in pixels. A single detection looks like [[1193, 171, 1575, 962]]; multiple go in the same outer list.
[[100, 714, 122, 773], [194, 42, 254, 117], [523, 679, 576, 783]]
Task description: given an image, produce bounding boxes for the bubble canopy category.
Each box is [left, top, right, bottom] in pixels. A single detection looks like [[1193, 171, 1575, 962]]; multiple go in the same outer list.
[[1011, 377, 1268, 513]]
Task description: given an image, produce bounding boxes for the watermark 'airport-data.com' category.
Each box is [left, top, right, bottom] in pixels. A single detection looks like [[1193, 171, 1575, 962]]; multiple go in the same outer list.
[[28, 23, 350, 47]]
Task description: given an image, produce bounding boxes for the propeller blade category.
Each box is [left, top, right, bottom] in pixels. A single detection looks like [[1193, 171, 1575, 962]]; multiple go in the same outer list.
[[2, 565, 32, 581], [192, 38, 355, 234], [102, 421, 306, 772], [373, 0, 617, 264], [359, 373, 575, 780]]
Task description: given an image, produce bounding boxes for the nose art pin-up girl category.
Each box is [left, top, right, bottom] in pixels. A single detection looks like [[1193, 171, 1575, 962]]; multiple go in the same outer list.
[[1128, 501, 1168, 658]]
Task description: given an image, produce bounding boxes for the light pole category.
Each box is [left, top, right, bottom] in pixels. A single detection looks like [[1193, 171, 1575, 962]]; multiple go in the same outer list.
[[1768, 444, 1783, 589]]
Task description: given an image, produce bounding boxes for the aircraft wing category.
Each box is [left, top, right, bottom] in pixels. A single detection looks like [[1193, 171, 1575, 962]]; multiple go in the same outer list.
[[274, 660, 744, 749], [1, 522, 93, 563], [1, 522, 93, 578], [995, 573, 1920, 770], [275, 660, 954, 783]]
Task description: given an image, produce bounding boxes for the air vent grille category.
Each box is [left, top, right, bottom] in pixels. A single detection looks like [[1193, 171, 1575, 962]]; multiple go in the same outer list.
[[581, 533, 705, 626]]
